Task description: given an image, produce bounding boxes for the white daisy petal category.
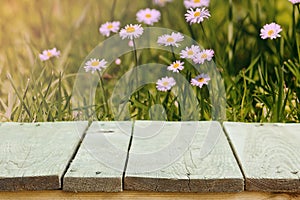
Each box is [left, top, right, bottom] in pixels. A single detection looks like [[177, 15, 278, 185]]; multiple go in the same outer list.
[[167, 60, 185, 73], [289, 0, 300, 4], [153, 0, 173, 7], [99, 21, 120, 37], [84, 58, 107, 73], [185, 7, 210, 24], [136, 8, 161, 25], [119, 24, 144, 40], [191, 73, 210, 88], [39, 47, 60, 61], [260, 22, 282, 40], [180, 45, 200, 59], [157, 32, 184, 47], [192, 49, 214, 64], [184, 0, 210, 8], [156, 76, 176, 91]]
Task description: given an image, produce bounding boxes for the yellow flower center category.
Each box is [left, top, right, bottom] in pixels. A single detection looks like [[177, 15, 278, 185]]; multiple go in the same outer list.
[[145, 14, 152, 18], [162, 81, 169, 86], [107, 24, 113, 29], [126, 26, 135, 33], [187, 50, 194, 55], [47, 52, 52, 57], [194, 12, 201, 17], [91, 61, 100, 67], [267, 30, 274, 36], [201, 53, 208, 59], [194, 0, 201, 3], [197, 77, 205, 83], [173, 63, 180, 68], [167, 37, 174, 43]]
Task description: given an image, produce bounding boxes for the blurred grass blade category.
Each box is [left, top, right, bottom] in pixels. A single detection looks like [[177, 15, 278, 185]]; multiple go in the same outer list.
[[7, 74, 32, 121]]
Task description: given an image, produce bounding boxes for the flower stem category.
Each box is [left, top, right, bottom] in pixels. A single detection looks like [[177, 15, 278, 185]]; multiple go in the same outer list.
[[276, 38, 283, 64], [163, 90, 171, 120], [97, 70, 109, 118], [273, 66, 284, 122], [170, 46, 176, 60], [228, 0, 233, 65], [187, 24, 196, 40], [200, 87, 205, 120], [132, 39, 142, 119], [111, 0, 117, 21], [200, 23, 211, 47], [293, 5, 300, 62], [132, 39, 139, 84]]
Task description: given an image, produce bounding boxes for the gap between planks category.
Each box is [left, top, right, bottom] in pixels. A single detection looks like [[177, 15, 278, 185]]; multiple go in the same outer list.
[[61, 121, 300, 193], [0, 121, 88, 191], [60, 121, 92, 189], [221, 122, 247, 191], [123, 121, 244, 192], [63, 121, 244, 192], [121, 121, 135, 191], [62, 121, 133, 192], [223, 122, 300, 192], [3, 121, 300, 193]]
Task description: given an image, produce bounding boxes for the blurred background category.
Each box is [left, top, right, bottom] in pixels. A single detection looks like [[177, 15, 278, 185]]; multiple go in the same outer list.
[[0, 0, 298, 122]]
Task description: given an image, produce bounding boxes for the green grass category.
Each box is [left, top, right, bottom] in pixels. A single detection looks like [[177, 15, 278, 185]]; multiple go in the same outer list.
[[0, 0, 299, 122]]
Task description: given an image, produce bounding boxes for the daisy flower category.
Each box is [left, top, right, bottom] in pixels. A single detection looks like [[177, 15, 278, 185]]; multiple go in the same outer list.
[[84, 58, 107, 73], [157, 32, 184, 47], [185, 7, 210, 24], [119, 24, 144, 40], [99, 21, 120, 37], [180, 45, 200, 59], [153, 0, 173, 7], [184, 0, 210, 8], [39, 48, 60, 61], [193, 49, 214, 64], [156, 76, 176, 92], [289, 0, 300, 4], [167, 60, 185, 73], [191, 73, 210, 88], [136, 8, 161, 25], [260, 22, 282, 40]]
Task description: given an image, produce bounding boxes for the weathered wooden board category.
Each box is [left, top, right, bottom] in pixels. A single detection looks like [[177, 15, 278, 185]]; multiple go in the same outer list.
[[0, 121, 88, 191], [63, 121, 133, 192], [224, 122, 300, 192], [125, 121, 244, 192]]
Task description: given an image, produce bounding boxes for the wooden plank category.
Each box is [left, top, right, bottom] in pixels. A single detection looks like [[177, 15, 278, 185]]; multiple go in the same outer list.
[[0, 191, 299, 200], [224, 122, 300, 192], [125, 121, 244, 192], [0, 121, 88, 191], [63, 121, 133, 192]]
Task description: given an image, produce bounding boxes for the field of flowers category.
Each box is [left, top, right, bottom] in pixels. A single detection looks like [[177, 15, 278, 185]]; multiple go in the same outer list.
[[0, 0, 299, 122]]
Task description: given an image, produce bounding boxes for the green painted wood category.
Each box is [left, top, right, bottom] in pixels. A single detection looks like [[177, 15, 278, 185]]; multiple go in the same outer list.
[[63, 121, 133, 192], [124, 121, 244, 192], [224, 122, 300, 192], [0, 121, 88, 191]]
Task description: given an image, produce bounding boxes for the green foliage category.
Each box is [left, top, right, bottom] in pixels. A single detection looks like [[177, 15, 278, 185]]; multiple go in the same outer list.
[[0, 0, 299, 122]]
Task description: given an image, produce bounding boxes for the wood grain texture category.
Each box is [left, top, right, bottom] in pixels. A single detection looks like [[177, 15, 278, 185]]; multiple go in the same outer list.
[[224, 122, 300, 192], [0, 121, 88, 191], [125, 121, 243, 192], [0, 191, 299, 200], [63, 121, 133, 192]]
